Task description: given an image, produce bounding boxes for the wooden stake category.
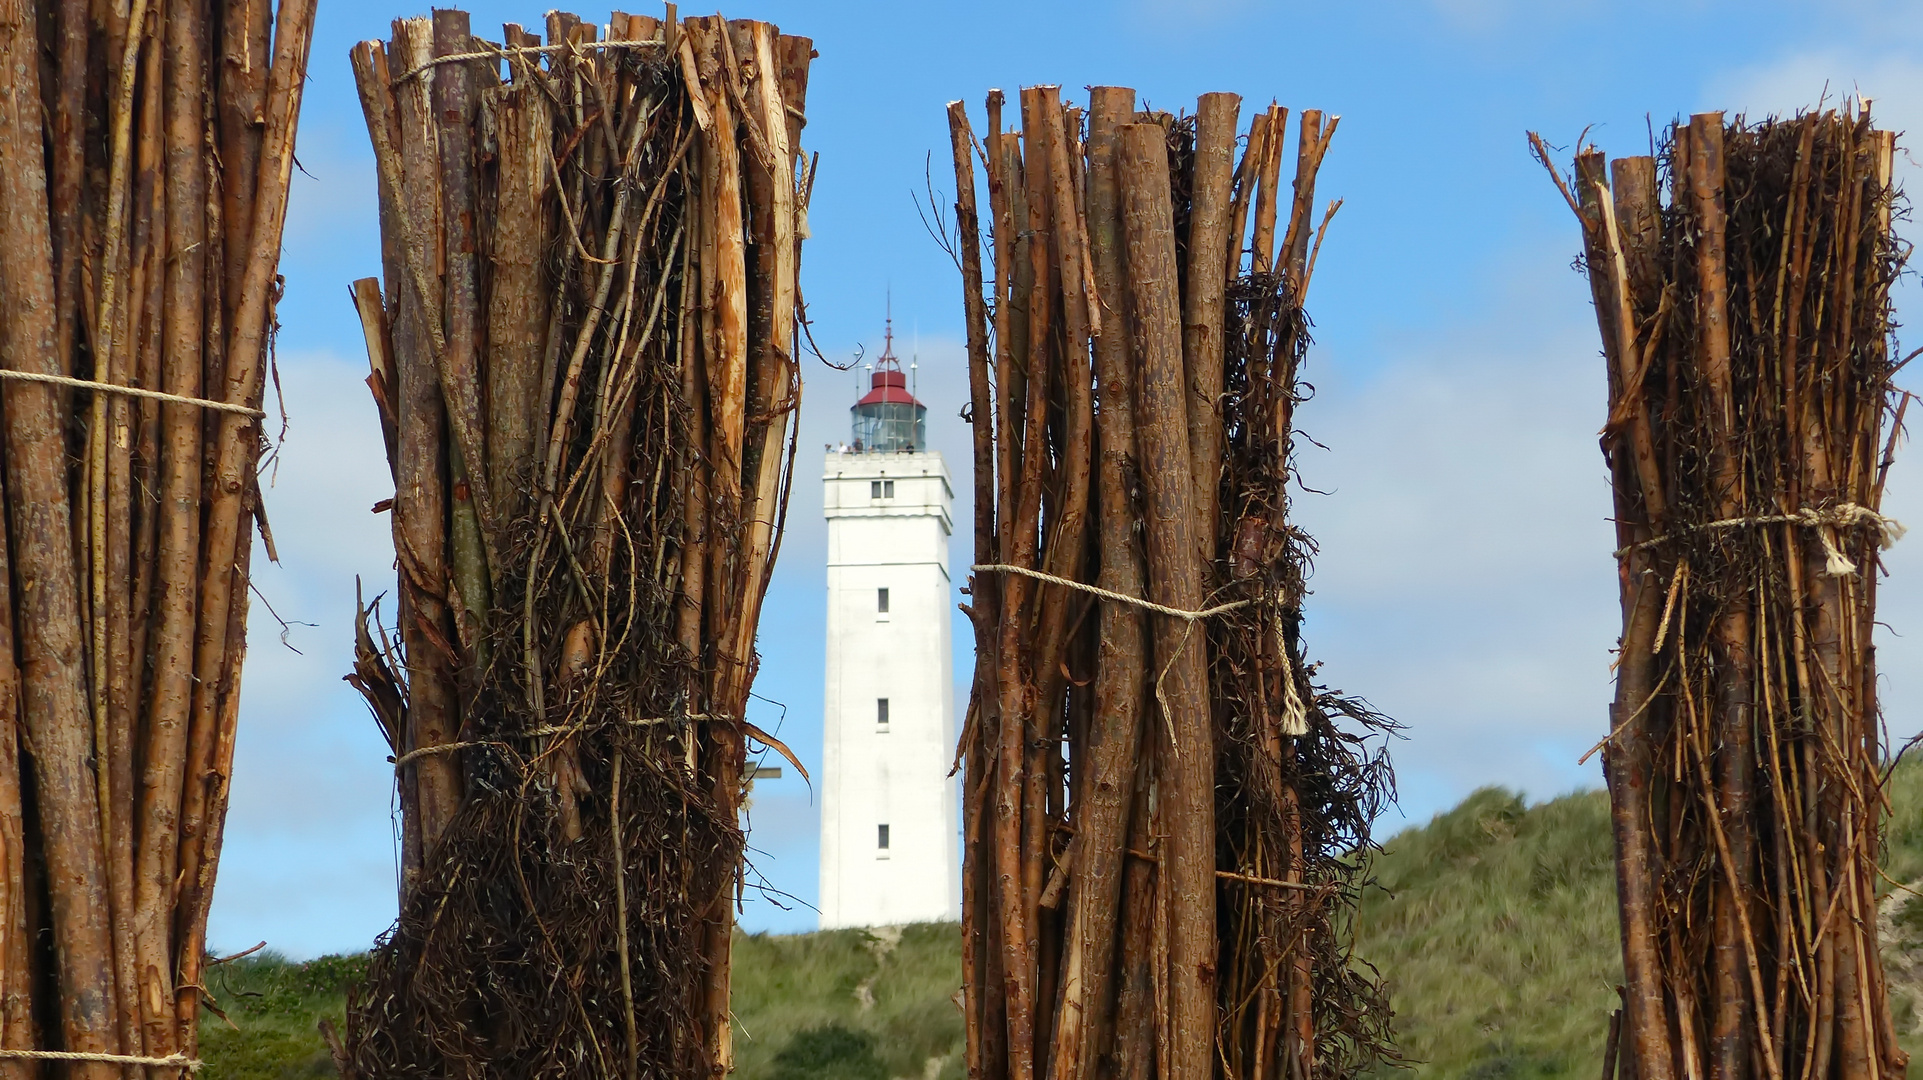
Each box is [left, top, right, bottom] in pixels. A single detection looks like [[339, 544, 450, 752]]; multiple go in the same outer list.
[[1249, 106, 1285, 275], [1575, 148, 1677, 1080], [0, 463, 31, 1075], [1183, 91, 1240, 561], [0, 0, 120, 1070], [1070, 83, 1154, 1080], [485, 78, 552, 524], [1119, 121, 1215, 1080]]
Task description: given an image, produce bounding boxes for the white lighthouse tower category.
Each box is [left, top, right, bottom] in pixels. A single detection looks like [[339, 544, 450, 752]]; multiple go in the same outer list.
[[819, 320, 959, 928]]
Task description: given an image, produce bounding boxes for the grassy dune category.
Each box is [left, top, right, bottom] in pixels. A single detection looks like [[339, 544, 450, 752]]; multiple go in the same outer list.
[[1358, 761, 1923, 1080], [1356, 788, 1622, 1080], [199, 767, 1923, 1078]]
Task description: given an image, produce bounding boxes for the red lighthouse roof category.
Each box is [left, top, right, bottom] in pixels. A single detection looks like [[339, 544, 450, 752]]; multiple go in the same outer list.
[[858, 368, 921, 407]]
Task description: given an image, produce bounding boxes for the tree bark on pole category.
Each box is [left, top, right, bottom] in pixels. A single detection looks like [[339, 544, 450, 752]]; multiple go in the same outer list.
[[1120, 121, 1216, 1080], [949, 96, 1000, 1080], [1183, 92, 1240, 557], [1684, 111, 1766, 1080], [1070, 83, 1155, 1080], [1574, 148, 1677, 1080], [0, 2, 120, 1071]]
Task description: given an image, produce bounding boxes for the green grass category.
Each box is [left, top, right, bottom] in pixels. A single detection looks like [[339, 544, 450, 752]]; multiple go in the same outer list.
[[1355, 787, 1622, 1080], [197, 768, 1923, 1079], [1356, 764, 1923, 1080], [731, 922, 963, 1080], [194, 924, 964, 1080], [197, 952, 364, 1080]]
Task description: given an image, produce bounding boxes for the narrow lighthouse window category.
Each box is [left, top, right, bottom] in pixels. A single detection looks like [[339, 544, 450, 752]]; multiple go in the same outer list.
[[877, 587, 889, 613], [877, 698, 890, 728], [871, 480, 882, 499], [878, 824, 891, 850], [883, 479, 895, 497]]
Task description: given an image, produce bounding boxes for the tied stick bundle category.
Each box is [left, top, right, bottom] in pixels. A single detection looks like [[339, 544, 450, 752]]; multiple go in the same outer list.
[[0, 0, 315, 1072], [945, 87, 1398, 1080], [343, 9, 811, 1077], [1543, 107, 1908, 1080]]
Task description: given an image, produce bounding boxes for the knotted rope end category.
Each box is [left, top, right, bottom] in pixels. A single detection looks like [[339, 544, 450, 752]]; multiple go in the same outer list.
[[1614, 502, 1904, 577]]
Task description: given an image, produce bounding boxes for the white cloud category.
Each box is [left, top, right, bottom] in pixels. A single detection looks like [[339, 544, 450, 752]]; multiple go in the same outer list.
[[1292, 254, 1618, 823], [1707, 50, 1923, 152]]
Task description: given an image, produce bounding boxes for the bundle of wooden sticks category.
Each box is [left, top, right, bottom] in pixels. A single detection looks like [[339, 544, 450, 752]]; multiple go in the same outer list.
[[946, 88, 1397, 1080], [344, 9, 810, 1077], [0, 0, 315, 1073], [1545, 107, 1908, 1080]]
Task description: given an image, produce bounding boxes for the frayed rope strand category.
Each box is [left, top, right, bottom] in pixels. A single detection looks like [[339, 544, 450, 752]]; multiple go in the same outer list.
[[1612, 502, 1905, 576]]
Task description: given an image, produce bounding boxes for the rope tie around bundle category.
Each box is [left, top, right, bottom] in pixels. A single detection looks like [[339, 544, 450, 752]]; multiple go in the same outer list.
[[0, 367, 268, 417], [388, 710, 808, 787], [1612, 501, 1904, 575], [971, 564, 1311, 734], [1272, 610, 1310, 736], [0, 1049, 203, 1071], [970, 563, 1254, 621]]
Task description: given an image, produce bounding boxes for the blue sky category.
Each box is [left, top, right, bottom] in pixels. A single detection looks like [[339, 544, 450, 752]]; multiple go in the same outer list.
[[209, 0, 1923, 955]]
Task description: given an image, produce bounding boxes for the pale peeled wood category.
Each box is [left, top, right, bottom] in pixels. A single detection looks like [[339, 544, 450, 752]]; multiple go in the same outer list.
[[1249, 105, 1285, 274], [485, 77, 553, 524]]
